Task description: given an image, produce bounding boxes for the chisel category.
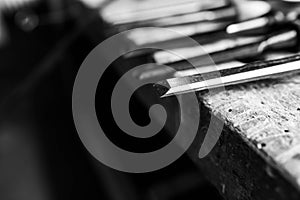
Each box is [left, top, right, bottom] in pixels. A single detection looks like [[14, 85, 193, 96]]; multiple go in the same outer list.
[[154, 54, 300, 97], [135, 26, 299, 80]]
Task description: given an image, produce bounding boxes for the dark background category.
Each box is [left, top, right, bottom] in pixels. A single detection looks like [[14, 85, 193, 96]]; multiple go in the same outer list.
[[0, 1, 222, 200]]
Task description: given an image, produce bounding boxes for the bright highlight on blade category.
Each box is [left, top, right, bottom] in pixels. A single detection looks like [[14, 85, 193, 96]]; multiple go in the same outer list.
[[158, 59, 300, 98]]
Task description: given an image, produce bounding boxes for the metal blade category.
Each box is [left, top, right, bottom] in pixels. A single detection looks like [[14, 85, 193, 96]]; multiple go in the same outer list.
[[155, 58, 300, 98]]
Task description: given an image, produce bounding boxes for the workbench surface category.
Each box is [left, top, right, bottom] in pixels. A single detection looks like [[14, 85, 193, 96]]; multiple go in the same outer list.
[[192, 73, 300, 199]]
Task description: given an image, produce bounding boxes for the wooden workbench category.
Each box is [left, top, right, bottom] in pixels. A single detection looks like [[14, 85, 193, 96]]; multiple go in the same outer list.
[[184, 73, 300, 199]]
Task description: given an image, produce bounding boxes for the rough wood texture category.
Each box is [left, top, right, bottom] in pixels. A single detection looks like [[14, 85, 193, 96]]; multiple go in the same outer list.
[[189, 73, 300, 199]]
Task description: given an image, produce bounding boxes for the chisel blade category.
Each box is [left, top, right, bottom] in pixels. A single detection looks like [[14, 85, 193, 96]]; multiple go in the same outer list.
[[155, 55, 300, 97]]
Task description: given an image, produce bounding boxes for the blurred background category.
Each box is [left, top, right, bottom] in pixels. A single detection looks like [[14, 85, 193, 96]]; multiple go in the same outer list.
[[0, 0, 299, 200]]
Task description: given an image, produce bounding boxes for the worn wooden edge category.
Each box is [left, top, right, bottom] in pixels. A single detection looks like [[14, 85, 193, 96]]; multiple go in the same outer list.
[[178, 87, 300, 199], [187, 102, 300, 199], [199, 74, 300, 191], [208, 107, 300, 194]]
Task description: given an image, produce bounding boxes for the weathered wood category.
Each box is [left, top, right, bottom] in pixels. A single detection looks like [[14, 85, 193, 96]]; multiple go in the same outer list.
[[185, 74, 300, 199]]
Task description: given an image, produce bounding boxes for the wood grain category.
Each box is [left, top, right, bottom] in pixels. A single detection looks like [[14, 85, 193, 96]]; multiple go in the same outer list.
[[199, 73, 300, 195]]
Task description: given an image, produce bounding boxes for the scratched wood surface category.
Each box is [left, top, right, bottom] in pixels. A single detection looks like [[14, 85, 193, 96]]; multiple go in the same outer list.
[[198, 73, 300, 197]]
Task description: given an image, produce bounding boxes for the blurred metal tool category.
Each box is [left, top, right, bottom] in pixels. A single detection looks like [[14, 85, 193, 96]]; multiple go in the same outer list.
[[154, 54, 300, 97], [126, 21, 230, 46], [132, 60, 244, 82], [0, 0, 37, 10], [101, 0, 228, 25], [174, 61, 244, 77], [125, 1, 271, 46], [161, 26, 299, 65], [282, 0, 300, 2], [135, 26, 299, 80], [115, 4, 237, 31], [226, 11, 286, 35], [226, 0, 300, 36], [154, 36, 263, 64], [79, 0, 108, 9]]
